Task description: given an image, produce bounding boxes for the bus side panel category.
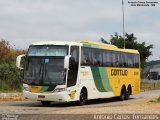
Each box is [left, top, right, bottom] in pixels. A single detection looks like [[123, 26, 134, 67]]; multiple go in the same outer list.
[[106, 67, 140, 96]]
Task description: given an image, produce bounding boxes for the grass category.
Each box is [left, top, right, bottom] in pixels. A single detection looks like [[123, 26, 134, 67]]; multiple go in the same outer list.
[[0, 81, 22, 92], [149, 96, 160, 103]]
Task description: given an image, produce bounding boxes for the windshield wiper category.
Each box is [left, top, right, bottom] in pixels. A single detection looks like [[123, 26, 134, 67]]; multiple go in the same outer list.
[[39, 60, 44, 83], [44, 62, 53, 85]]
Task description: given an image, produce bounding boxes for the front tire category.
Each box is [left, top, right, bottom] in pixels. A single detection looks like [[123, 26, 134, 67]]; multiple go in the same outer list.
[[41, 101, 51, 106], [78, 89, 87, 106]]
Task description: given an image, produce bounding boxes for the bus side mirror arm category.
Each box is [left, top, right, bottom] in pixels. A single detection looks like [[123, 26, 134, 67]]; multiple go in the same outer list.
[[64, 55, 71, 70], [16, 54, 25, 70]]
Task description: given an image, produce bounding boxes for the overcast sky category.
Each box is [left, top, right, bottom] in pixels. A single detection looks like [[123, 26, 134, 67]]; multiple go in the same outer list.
[[0, 0, 159, 61]]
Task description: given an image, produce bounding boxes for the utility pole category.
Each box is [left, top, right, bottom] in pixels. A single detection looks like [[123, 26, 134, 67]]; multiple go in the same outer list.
[[122, 0, 125, 49]]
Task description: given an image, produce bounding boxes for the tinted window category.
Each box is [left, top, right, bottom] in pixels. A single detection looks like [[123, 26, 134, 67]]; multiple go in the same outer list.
[[112, 52, 120, 67], [134, 54, 139, 68], [128, 54, 134, 67], [92, 49, 102, 66], [102, 50, 112, 66], [81, 47, 92, 65], [120, 53, 128, 67]]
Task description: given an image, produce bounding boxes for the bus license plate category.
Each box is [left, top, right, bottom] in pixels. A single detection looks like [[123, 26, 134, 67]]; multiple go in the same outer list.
[[38, 95, 45, 98]]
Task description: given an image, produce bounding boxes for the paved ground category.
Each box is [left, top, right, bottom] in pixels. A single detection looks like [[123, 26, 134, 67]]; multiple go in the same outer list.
[[141, 79, 160, 83], [0, 90, 159, 120]]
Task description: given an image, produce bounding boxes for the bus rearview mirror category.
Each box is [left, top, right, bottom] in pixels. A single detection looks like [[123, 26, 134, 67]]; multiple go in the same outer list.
[[16, 54, 25, 70], [64, 55, 71, 70]]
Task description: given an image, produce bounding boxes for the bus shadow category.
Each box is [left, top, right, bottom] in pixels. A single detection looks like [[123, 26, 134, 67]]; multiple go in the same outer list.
[[10, 97, 135, 108], [86, 97, 134, 106]]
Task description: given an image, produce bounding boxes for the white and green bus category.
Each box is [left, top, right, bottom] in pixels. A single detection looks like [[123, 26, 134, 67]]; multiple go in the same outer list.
[[16, 41, 140, 105]]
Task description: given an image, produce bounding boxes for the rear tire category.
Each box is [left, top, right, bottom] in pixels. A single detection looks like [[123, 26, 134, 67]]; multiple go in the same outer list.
[[126, 86, 132, 100], [41, 101, 51, 106], [119, 87, 126, 101]]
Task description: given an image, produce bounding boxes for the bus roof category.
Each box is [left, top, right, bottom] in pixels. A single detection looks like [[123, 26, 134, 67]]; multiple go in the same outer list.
[[31, 41, 81, 46], [81, 41, 139, 54], [31, 40, 139, 54]]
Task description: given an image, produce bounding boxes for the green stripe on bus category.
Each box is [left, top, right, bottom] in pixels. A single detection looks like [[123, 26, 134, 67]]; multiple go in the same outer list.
[[91, 67, 106, 92], [83, 44, 91, 47], [99, 67, 112, 92], [41, 86, 49, 92], [83, 44, 99, 48], [91, 45, 99, 48]]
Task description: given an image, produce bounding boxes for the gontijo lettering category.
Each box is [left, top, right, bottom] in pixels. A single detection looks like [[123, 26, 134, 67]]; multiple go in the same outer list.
[[111, 69, 128, 76]]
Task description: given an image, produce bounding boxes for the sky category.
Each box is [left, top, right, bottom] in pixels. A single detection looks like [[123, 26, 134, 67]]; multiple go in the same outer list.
[[0, 0, 159, 61]]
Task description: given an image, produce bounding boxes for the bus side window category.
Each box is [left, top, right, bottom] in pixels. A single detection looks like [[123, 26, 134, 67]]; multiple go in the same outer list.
[[120, 53, 124, 67], [81, 47, 92, 65], [128, 54, 134, 68], [112, 52, 117, 67], [134, 54, 139, 68], [102, 50, 111, 67], [124, 53, 128, 67], [115, 52, 120, 67], [93, 49, 102, 66]]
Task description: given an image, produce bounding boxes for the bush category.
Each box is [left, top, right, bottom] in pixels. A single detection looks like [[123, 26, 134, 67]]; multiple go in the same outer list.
[[0, 39, 25, 92], [0, 81, 9, 92], [158, 96, 160, 102], [0, 62, 23, 91]]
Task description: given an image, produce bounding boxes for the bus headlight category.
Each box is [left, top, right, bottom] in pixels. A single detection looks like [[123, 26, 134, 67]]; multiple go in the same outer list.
[[53, 88, 66, 92], [23, 86, 29, 91]]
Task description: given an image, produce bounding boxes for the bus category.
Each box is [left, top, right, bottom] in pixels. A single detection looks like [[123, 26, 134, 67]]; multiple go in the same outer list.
[[148, 68, 160, 80], [16, 41, 140, 105]]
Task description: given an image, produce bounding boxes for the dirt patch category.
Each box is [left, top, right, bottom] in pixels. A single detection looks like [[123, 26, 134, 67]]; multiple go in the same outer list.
[[0, 93, 26, 102], [158, 96, 160, 101], [141, 82, 160, 91], [0, 97, 26, 102]]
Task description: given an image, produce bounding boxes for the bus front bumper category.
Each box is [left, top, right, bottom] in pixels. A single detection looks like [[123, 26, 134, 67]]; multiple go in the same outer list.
[[23, 90, 71, 102]]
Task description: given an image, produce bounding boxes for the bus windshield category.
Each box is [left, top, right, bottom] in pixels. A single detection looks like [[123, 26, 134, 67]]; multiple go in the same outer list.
[[24, 45, 68, 85], [28, 45, 68, 56]]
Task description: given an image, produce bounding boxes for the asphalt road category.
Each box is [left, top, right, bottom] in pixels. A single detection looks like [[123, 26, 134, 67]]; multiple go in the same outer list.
[[0, 90, 159, 120]]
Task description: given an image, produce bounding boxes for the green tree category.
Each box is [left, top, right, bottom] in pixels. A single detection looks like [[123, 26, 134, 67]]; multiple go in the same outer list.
[[101, 33, 153, 68]]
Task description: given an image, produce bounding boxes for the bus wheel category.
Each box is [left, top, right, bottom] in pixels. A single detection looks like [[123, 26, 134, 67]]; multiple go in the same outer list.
[[41, 101, 51, 106], [119, 87, 126, 101], [126, 86, 132, 100], [78, 89, 87, 106]]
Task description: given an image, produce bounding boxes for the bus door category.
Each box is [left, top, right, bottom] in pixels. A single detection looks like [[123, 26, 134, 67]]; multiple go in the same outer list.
[[67, 46, 79, 88]]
